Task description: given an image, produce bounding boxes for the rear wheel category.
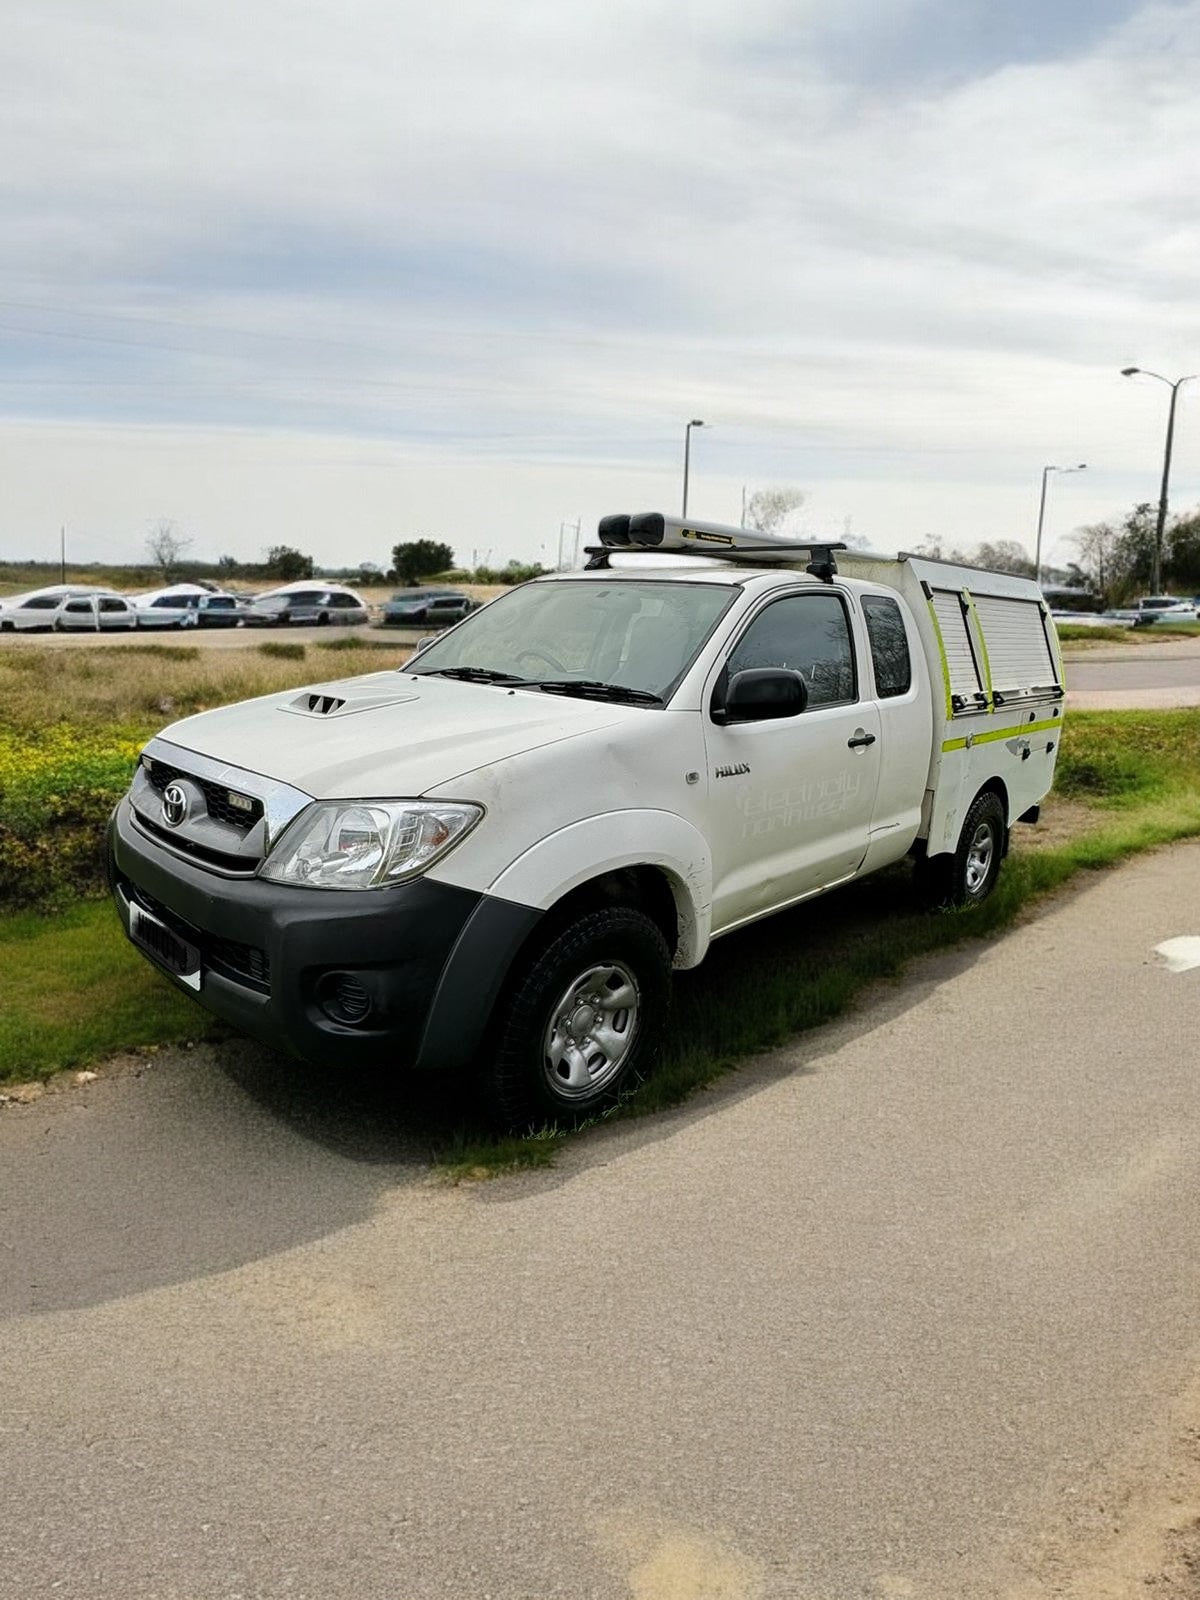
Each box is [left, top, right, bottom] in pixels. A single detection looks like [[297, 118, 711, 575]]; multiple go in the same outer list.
[[918, 790, 1006, 908], [486, 906, 671, 1128]]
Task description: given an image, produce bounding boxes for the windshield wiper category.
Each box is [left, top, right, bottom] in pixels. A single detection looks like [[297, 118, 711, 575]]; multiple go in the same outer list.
[[532, 679, 663, 705], [418, 666, 529, 684]]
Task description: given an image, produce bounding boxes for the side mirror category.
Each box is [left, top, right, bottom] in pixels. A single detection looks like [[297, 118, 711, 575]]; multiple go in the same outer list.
[[713, 667, 808, 725]]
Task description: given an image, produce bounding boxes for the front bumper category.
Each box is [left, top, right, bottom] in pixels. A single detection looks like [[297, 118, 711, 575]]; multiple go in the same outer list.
[[109, 797, 541, 1072]]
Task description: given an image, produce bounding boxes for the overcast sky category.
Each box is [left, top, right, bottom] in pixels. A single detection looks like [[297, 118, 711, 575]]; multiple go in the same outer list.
[[2, 0, 1198, 572]]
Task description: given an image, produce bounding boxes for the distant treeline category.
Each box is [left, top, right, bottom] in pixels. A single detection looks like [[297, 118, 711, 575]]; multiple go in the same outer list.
[[0, 556, 549, 595]]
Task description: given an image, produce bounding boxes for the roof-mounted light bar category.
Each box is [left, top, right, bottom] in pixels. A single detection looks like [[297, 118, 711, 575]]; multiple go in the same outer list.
[[589, 512, 846, 581], [598, 512, 771, 550]]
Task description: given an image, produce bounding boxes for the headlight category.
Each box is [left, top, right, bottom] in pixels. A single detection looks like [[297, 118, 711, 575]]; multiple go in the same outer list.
[[259, 800, 482, 890]]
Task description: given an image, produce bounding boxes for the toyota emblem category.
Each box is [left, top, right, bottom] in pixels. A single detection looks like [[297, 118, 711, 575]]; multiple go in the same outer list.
[[161, 782, 188, 827]]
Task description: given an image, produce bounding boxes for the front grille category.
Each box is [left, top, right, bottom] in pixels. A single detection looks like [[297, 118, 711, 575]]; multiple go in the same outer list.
[[136, 813, 258, 875], [124, 880, 271, 993], [143, 758, 264, 831]]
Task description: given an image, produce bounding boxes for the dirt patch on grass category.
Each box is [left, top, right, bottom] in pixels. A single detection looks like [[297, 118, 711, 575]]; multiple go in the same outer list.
[[1012, 797, 1106, 853]]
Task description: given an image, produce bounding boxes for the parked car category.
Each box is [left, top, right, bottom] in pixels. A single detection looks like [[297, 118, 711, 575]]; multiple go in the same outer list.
[[243, 587, 369, 627], [1130, 595, 1197, 626], [1049, 609, 1136, 630], [0, 585, 107, 631], [52, 593, 138, 631], [136, 592, 243, 629], [110, 510, 1063, 1128], [379, 587, 479, 627]]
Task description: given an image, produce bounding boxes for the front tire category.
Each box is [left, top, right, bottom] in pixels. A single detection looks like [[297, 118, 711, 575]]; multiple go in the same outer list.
[[487, 906, 671, 1128]]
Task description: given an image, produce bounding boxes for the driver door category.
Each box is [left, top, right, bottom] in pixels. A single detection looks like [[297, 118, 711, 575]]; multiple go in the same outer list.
[[703, 589, 881, 933]]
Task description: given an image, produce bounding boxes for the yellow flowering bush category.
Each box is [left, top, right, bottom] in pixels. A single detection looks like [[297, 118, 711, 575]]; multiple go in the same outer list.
[[0, 726, 143, 907]]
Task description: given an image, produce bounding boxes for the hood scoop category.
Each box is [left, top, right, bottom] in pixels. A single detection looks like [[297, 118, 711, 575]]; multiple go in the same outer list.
[[282, 685, 419, 720]]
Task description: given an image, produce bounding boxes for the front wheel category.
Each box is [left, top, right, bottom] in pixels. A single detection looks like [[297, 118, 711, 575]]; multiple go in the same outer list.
[[918, 790, 1006, 909], [486, 906, 671, 1128]]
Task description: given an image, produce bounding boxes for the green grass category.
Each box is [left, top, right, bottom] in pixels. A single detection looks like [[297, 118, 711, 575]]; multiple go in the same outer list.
[[0, 902, 214, 1081], [256, 640, 307, 660], [1058, 622, 1200, 644], [316, 635, 410, 653]]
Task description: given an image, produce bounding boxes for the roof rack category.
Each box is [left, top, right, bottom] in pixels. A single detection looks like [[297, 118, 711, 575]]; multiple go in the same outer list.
[[585, 512, 847, 582]]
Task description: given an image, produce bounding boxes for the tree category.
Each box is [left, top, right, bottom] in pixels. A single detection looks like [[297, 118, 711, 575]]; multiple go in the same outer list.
[[264, 545, 314, 581], [745, 487, 806, 536], [146, 518, 192, 581], [973, 540, 1035, 578], [391, 539, 456, 585], [1167, 509, 1200, 592], [217, 554, 239, 577]]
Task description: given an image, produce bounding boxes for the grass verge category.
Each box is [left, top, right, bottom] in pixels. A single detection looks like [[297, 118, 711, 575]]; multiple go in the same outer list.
[[0, 901, 214, 1081], [1057, 622, 1200, 644]]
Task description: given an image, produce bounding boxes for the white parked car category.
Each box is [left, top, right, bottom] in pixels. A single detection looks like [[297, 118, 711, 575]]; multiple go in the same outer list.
[[136, 592, 243, 629], [1131, 595, 1197, 625], [0, 585, 107, 631], [110, 511, 1065, 1127], [1049, 609, 1134, 630], [52, 593, 139, 631], [243, 586, 369, 627]]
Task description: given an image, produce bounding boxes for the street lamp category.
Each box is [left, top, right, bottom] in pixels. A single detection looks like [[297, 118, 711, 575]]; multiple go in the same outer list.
[[682, 419, 706, 517], [1121, 366, 1197, 595], [1034, 463, 1087, 586]]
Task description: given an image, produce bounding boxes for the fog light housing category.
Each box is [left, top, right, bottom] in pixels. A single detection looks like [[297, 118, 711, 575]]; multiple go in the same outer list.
[[316, 972, 373, 1026]]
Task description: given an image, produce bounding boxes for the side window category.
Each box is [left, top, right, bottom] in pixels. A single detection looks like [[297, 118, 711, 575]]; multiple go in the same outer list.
[[99, 597, 127, 613], [862, 595, 912, 698], [726, 592, 856, 707], [65, 599, 92, 614]]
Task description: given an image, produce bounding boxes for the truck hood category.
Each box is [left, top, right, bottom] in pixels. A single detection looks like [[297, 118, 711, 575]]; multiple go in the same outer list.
[[156, 670, 630, 798]]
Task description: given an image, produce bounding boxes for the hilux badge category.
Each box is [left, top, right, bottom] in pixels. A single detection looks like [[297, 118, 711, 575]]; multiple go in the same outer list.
[[161, 782, 188, 827]]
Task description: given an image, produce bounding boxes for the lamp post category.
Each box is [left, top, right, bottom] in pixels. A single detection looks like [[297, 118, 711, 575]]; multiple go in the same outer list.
[[682, 419, 706, 517], [1034, 463, 1087, 586], [1121, 367, 1196, 595]]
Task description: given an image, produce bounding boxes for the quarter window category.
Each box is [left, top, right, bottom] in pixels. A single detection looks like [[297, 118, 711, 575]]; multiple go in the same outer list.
[[726, 592, 856, 707], [862, 595, 912, 698]]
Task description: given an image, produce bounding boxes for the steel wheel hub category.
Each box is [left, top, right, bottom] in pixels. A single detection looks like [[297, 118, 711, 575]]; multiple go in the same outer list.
[[543, 962, 640, 1100], [965, 823, 995, 895]]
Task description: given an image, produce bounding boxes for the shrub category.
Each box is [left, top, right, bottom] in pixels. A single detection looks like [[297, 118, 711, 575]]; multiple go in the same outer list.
[[0, 728, 141, 907]]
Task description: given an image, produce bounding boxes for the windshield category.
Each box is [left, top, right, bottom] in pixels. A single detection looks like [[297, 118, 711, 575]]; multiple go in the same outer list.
[[407, 579, 736, 702]]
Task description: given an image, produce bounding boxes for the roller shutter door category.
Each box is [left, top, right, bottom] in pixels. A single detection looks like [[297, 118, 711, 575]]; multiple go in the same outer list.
[[973, 595, 1058, 690], [930, 590, 983, 697]]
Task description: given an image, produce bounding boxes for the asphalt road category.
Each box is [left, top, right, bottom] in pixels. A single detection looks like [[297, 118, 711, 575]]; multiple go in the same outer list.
[[1066, 640, 1200, 709], [4, 845, 1200, 1598]]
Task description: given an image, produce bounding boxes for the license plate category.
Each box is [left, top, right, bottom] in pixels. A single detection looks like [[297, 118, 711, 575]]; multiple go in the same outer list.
[[129, 903, 202, 991]]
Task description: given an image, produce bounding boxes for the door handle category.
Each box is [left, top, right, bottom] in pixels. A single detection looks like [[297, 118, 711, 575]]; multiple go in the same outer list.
[[847, 731, 876, 749]]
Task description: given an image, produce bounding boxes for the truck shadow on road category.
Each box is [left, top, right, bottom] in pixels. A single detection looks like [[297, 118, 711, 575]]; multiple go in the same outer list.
[[2, 866, 1015, 1321]]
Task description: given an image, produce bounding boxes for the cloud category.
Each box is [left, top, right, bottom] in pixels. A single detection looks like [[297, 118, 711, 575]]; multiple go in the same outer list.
[[0, 1, 1198, 561]]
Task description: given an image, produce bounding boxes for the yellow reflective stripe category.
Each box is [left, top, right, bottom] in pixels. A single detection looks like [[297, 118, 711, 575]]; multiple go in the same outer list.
[[941, 715, 1063, 753], [961, 588, 994, 710], [925, 598, 954, 721]]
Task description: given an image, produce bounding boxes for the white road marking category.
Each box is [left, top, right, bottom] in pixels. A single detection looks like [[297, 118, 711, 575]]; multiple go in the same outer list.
[[1155, 936, 1200, 973]]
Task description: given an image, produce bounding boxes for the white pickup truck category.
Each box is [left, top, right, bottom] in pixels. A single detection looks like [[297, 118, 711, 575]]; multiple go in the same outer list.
[[109, 514, 1064, 1124]]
